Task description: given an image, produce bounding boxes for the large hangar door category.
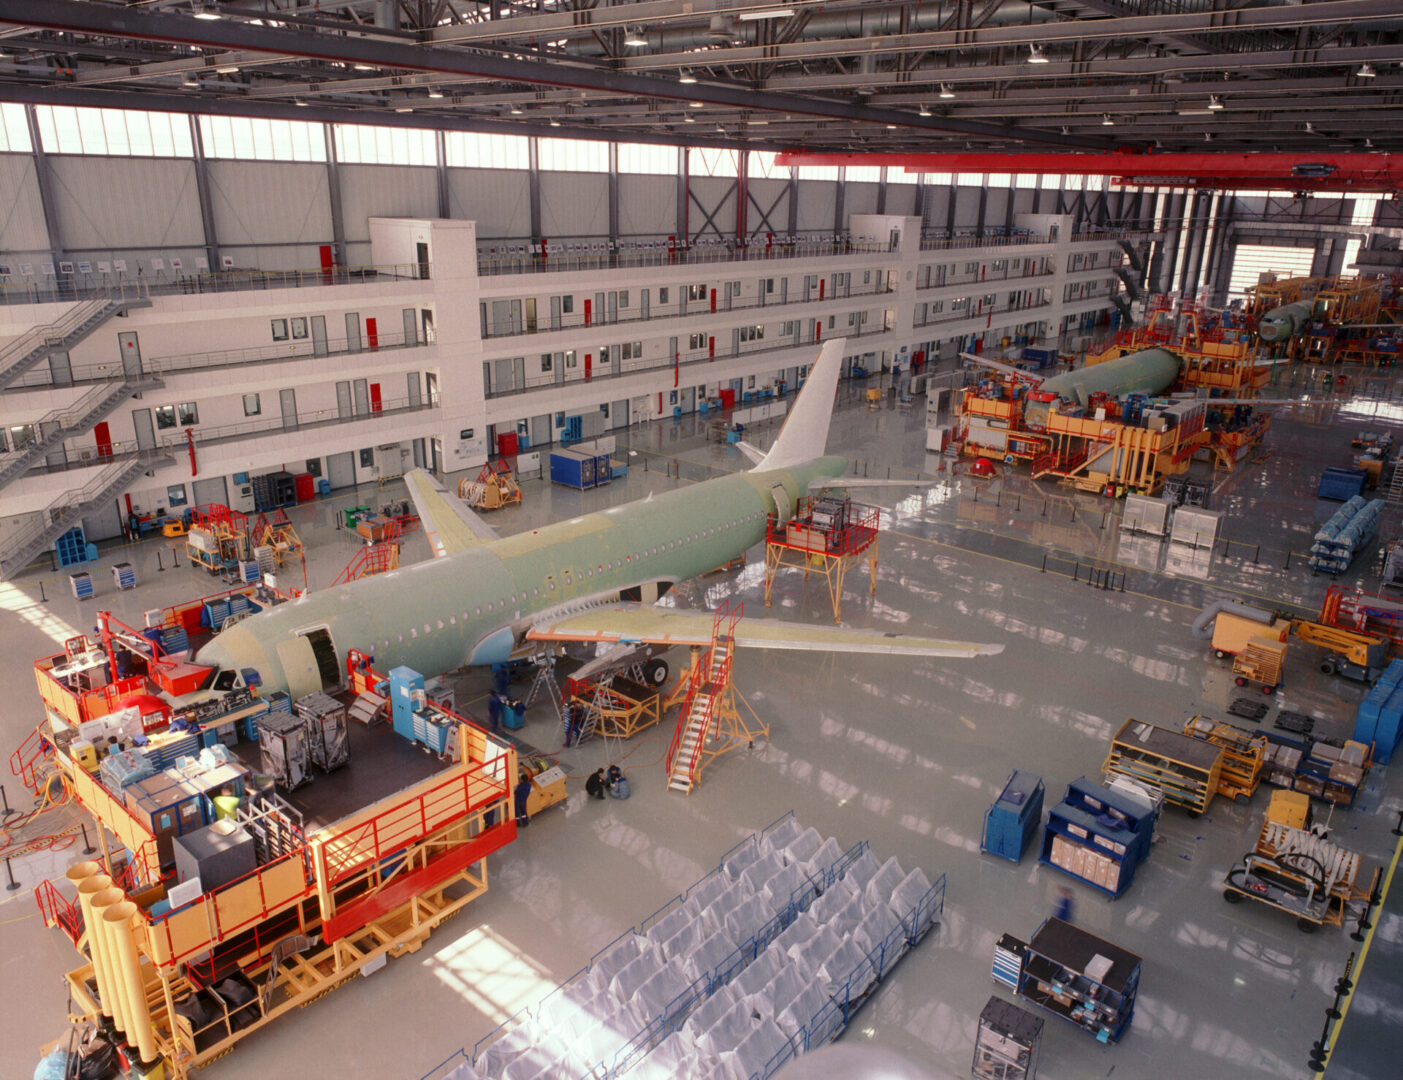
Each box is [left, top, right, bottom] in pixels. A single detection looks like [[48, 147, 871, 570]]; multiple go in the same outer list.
[[326, 452, 356, 490], [192, 477, 228, 508]]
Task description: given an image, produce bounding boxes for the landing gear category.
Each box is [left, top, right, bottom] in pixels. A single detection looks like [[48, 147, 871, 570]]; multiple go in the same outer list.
[[644, 658, 670, 686]]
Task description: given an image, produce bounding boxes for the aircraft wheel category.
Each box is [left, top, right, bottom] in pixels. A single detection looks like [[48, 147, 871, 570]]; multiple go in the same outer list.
[[645, 658, 670, 686]]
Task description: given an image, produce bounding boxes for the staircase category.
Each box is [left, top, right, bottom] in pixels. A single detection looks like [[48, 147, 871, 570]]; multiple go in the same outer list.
[[0, 448, 173, 579], [0, 374, 163, 492], [0, 296, 152, 391], [666, 603, 741, 794], [1115, 266, 1142, 303], [1111, 293, 1135, 321], [1117, 239, 1145, 273], [1386, 459, 1403, 506]]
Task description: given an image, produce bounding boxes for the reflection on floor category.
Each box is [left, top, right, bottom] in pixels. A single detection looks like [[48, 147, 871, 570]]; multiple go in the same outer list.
[[1, 374, 1401, 1080]]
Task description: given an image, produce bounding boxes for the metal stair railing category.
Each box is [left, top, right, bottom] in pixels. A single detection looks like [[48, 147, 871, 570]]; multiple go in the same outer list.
[[0, 293, 152, 391], [0, 374, 162, 492], [0, 448, 172, 578]]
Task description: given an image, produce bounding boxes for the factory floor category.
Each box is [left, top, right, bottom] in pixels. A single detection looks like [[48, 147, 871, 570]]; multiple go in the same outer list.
[[2, 371, 1402, 1080]]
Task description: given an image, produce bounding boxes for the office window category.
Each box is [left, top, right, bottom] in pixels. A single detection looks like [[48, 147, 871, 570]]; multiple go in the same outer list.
[[561, 295, 574, 313], [271, 319, 288, 341], [444, 131, 529, 169], [565, 351, 577, 368], [243, 393, 261, 416], [599, 345, 611, 363], [538, 137, 609, 172], [334, 123, 436, 165], [0, 103, 32, 152], [198, 116, 325, 162], [8, 424, 34, 451], [155, 405, 177, 430], [687, 283, 707, 301], [688, 332, 707, 349], [965, 262, 978, 274], [739, 325, 764, 342], [617, 142, 676, 174], [618, 290, 629, 308], [178, 402, 199, 426], [659, 287, 669, 304], [360, 448, 374, 467], [290, 317, 308, 339], [35, 105, 193, 157], [541, 354, 553, 372]]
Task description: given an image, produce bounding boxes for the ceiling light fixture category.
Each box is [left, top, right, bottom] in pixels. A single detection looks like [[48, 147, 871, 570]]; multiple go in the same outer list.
[[1358, 63, 1376, 78], [938, 84, 955, 100], [1060, 125, 1070, 135], [737, 7, 795, 21], [684, 115, 695, 123], [749, 117, 768, 125], [427, 87, 444, 99], [192, 2, 222, 20], [550, 119, 561, 127], [1208, 95, 1224, 110], [918, 104, 932, 117], [181, 73, 198, 88], [510, 105, 524, 115], [1101, 114, 1114, 126], [678, 70, 697, 84], [689, 100, 704, 107], [1366, 138, 1375, 148], [354, 63, 375, 72], [215, 64, 239, 74], [1028, 44, 1049, 64], [395, 106, 413, 113], [624, 27, 648, 47], [294, 98, 308, 107]]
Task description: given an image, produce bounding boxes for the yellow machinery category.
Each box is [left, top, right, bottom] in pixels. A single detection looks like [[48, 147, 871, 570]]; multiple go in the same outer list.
[[457, 460, 522, 511], [1233, 637, 1287, 694], [254, 511, 302, 568], [1184, 716, 1267, 803], [1210, 611, 1289, 659], [1290, 619, 1388, 679]]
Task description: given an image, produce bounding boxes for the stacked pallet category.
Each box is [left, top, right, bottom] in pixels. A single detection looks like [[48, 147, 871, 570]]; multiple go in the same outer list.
[[1309, 496, 1384, 574]]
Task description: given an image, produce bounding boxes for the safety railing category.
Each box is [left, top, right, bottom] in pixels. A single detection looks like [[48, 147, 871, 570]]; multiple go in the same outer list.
[[913, 298, 1053, 330], [477, 236, 893, 277], [0, 279, 150, 308], [917, 266, 1054, 293], [481, 283, 895, 340], [485, 324, 891, 399], [319, 743, 513, 884], [0, 297, 110, 369], [158, 392, 441, 453], [9, 721, 51, 796], [919, 232, 1051, 252]]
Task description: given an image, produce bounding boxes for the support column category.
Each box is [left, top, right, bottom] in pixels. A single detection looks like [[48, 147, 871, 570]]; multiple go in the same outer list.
[[188, 114, 222, 271], [323, 124, 346, 267], [876, 167, 887, 216], [607, 141, 620, 253], [785, 165, 798, 236], [833, 168, 846, 236], [24, 105, 65, 269], [435, 130, 451, 218], [913, 174, 927, 226], [975, 182, 988, 239], [528, 137, 542, 240], [677, 145, 690, 247]]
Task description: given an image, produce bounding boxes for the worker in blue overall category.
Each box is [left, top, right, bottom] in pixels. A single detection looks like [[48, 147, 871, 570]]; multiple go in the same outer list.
[[514, 771, 535, 826], [487, 690, 504, 730]]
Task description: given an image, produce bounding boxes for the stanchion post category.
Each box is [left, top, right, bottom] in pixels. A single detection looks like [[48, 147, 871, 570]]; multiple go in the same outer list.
[[4, 856, 18, 891]]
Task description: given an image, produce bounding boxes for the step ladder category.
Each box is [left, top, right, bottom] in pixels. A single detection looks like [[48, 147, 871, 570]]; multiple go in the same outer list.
[[525, 653, 564, 724], [347, 689, 387, 726]]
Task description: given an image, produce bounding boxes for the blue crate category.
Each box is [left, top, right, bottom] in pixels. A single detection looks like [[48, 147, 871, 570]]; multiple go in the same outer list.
[[1318, 467, 1368, 501]]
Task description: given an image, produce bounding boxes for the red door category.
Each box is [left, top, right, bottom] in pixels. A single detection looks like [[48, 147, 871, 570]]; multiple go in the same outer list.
[[584, 353, 592, 380], [94, 421, 113, 458], [366, 317, 379, 350], [369, 383, 382, 413], [710, 289, 717, 312], [319, 244, 334, 283], [497, 432, 518, 456], [584, 299, 592, 327]]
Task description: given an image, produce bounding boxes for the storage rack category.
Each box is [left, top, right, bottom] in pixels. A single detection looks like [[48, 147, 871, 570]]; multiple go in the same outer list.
[[1183, 716, 1266, 802], [973, 995, 1044, 1080], [1103, 718, 1224, 815], [1017, 917, 1141, 1043], [982, 770, 1045, 863], [1038, 777, 1155, 898]]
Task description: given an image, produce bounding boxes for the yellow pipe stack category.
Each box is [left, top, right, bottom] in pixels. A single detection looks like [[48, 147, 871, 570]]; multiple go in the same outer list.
[[103, 898, 161, 1075], [89, 887, 134, 1043], [69, 864, 119, 1029]]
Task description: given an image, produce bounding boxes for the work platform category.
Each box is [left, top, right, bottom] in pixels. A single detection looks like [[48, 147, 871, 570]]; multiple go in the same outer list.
[[763, 495, 879, 624]]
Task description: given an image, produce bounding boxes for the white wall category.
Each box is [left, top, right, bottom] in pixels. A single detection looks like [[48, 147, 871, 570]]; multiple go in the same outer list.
[[208, 160, 332, 255], [49, 156, 204, 252], [448, 167, 531, 238], [619, 175, 675, 238], [540, 172, 608, 238], [0, 154, 49, 254]]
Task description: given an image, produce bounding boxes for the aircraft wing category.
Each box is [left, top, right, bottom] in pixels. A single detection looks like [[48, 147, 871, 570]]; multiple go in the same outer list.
[[404, 468, 500, 558], [525, 604, 1002, 658]]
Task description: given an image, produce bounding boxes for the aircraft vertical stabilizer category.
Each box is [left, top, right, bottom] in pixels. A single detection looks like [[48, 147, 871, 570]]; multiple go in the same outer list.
[[755, 337, 847, 472]]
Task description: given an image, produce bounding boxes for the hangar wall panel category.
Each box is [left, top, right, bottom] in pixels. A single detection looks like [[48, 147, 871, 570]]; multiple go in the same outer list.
[[540, 172, 608, 238], [846, 182, 878, 216], [795, 181, 837, 233], [688, 177, 737, 241], [340, 164, 438, 242], [618, 175, 675, 238], [49, 157, 204, 250], [0, 154, 50, 254], [448, 167, 530, 237], [745, 178, 789, 237], [207, 161, 332, 249], [885, 185, 917, 216]]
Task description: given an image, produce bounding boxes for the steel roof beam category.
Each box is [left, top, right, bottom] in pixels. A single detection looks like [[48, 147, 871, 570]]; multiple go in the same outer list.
[[0, 0, 1106, 147]]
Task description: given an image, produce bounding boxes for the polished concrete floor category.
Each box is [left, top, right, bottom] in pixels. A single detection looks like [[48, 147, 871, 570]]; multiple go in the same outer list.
[[2, 370, 1402, 1080]]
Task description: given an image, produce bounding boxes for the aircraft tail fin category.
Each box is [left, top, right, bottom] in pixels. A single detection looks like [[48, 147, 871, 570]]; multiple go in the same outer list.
[[756, 337, 846, 471]]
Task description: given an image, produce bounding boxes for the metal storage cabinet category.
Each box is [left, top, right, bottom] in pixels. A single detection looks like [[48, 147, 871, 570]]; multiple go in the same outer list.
[[973, 995, 1043, 1079], [293, 691, 350, 772], [550, 449, 596, 489], [992, 932, 1026, 989], [982, 770, 1044, 862], [257, 712, 312, 790]]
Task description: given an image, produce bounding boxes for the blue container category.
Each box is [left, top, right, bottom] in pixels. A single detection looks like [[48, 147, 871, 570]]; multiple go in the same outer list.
[[501, 700, 525, 730], [982, 770, 1045, 862], [550, 449, 596, 489], [1318, 467, 1368, 501]]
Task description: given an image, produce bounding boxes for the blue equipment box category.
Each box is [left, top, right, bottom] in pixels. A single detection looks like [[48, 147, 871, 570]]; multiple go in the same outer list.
[[981, 770, 1045, 862], [550, 449, 597, 489], [1318, 467, 1368, 501]]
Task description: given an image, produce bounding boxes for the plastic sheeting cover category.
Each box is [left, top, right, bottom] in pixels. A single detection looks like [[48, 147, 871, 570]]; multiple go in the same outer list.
[[762, 816, 803, 853], [611, 948, 667, 1001], [723, 894, 772, 946], [730, 948, 785, 999], [724, 1017, 795, 1079], [696, 1000, 760, 1059], [783, 826, 824, 867], [685, 929, 740, 984], [863, 855, 907, 908], [740, 850, 785, 896], [841, 849, 881, 891]]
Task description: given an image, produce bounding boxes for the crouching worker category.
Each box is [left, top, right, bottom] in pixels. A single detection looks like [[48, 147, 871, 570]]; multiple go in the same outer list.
[[586, 768, 609, 800], [607, 764, 630, 799]]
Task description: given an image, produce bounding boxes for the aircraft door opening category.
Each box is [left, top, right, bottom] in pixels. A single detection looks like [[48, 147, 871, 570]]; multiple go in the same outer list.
[[770, 483, 792, 524], [298, 627, 341, 690]]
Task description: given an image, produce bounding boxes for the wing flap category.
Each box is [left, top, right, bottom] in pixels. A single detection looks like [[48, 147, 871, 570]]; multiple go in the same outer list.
[[403, 468, 499, 558], [527, 605, 1001, 658]]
